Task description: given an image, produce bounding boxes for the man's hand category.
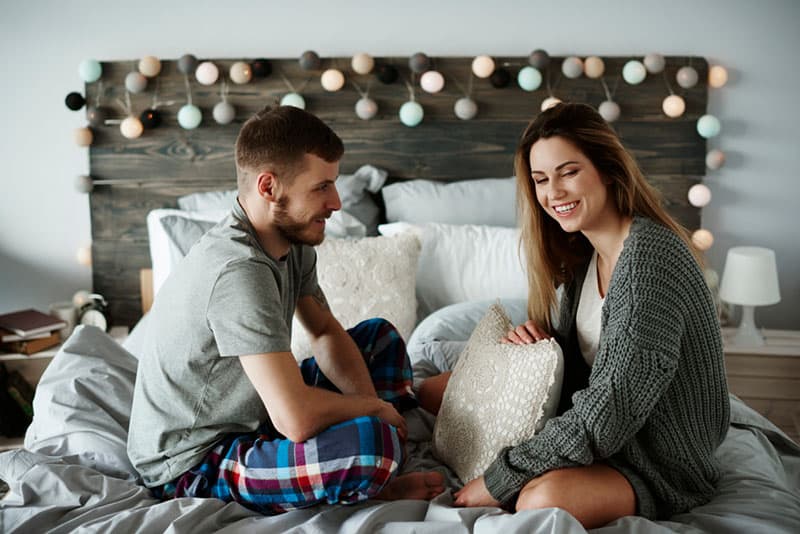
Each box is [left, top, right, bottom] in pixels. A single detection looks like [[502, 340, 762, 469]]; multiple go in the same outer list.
[[453, 476, 502, 508], [374, 398, 407, 442]]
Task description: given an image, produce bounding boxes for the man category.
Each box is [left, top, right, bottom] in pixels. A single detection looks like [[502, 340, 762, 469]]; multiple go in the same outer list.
[[127, 106, 444, 514]]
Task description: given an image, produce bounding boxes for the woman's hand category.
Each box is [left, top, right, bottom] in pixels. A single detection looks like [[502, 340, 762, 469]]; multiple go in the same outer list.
[[500, 320, 552, 344], [453, 476, 502, 508]]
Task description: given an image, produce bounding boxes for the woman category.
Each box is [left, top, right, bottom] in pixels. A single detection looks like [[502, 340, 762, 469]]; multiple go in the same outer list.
[[419, 102, 729, 528]]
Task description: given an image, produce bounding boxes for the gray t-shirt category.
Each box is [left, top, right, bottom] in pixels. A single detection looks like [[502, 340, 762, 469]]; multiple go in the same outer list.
[[127, 200, 321, 487]]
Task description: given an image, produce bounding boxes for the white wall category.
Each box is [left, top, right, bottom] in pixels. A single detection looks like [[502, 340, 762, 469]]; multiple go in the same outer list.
[[1, 0, 798, 329]]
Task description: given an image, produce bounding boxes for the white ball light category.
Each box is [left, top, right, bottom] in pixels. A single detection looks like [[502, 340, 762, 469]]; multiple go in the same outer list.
[[583, 56, 605, 79], [78, 59, 102, 83], [622, 60, 647, 85], [454, 97, 478, 120], [541, 96, 562, 112], [472, 55, 495, 78], [351, 53, 375, 75], [120, 116, 144, 139], [125, 71, 148, 93], [697, 114, 721, 138], [688, 184, 712, 207], [76, 245, 92, 267], [399, 101, 424, 127], [517, 66, 542, 91], [73, 289, 91, 307], [213, 101, 236, 124], [195, 61, 219, 86], [662, 94, 686, 118], [643, 53, 665, 74], [420, 70, 445, 93], [691, 229, 714, 251], [321, 69, 345, 92], [355, 97, 378, 120], [561, 56, 584, 79], [281, 92, 306, 109], [74, 127, 93, 147], [676, 66, 699, 89], [229, 62, 252, 84], [178, 104, 202, 129], [75, 174, 94, 193], [709, 65, 728, 88], [598, 100, 621, 122], [138, 55, 161, 77], [706, 149, 726, 170]]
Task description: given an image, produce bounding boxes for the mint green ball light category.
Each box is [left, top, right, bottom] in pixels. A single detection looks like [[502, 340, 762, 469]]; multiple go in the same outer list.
[[178, 104, 202, 129], [697, 114, 721, 138], [78, 59, 102, 83], [281, 92, 306, 109], [517, 66, 542, 91], [399, 101, 423, 127]]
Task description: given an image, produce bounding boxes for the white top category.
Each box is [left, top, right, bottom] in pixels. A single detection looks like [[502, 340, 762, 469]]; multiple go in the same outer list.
[[577, 251, 605, 366]]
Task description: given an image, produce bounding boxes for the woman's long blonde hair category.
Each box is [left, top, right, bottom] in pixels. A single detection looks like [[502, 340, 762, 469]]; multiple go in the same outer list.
[[516, 102, 700, 331]]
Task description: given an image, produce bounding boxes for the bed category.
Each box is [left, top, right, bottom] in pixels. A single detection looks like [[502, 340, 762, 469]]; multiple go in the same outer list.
[[3, 55, 799, 532]]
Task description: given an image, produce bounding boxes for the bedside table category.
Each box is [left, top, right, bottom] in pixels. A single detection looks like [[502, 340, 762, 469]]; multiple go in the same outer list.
[[722, 328, 800, 443]]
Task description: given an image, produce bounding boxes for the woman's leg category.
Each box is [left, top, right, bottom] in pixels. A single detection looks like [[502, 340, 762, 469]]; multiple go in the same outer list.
[[417, 371, 452, 415], [515, 464, 636, 529]]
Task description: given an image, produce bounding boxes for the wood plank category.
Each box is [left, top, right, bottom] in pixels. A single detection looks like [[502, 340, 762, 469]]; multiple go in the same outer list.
[[725, 354, 800, 378], [727, 376, 800, 401]]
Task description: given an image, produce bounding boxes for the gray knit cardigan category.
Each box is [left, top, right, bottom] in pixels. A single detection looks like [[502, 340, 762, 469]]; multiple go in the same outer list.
[[483, 216, 730, 519]]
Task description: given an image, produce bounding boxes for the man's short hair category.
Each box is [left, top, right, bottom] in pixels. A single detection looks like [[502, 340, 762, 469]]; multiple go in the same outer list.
[[235, 106, 344, 190]]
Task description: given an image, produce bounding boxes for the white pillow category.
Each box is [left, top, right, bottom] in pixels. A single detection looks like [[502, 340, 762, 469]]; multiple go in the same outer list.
[[432, 304, 563, 484], [291, 233, 421, 361], [378, 222, 527, 320], [381, 177, 516, 227]]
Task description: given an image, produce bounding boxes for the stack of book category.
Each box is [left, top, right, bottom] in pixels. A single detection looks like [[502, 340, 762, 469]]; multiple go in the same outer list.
[[0, 309, 66, 355]]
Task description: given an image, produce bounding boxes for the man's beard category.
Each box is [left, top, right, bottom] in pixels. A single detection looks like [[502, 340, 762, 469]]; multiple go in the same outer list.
[[274, 198, 329, 246]]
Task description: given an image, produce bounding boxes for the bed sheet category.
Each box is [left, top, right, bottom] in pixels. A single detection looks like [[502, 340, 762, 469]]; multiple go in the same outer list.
[[1, 316, 799, 533]]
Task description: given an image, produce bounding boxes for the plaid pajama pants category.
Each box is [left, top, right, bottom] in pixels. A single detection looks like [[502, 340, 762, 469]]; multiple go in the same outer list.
[[154, 318, 417, 515]]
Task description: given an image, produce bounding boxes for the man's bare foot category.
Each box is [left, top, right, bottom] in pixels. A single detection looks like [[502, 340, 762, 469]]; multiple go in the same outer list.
[[375, 471, 446, 501]]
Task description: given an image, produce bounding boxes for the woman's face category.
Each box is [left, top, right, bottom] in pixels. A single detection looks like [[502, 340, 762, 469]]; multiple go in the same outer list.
[[529, 136, 616, 234]]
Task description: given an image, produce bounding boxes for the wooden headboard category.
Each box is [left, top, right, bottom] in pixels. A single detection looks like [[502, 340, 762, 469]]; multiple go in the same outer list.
[[86, 55, 707, 326]]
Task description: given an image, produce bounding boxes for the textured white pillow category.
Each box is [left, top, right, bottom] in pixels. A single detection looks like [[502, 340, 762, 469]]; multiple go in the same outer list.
[[378, 222, 527, 319], [432, 304, 563, 484], [291, 233, 421, 361]]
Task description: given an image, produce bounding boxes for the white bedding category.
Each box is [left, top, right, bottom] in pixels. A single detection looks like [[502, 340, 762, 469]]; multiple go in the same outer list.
[[2, 306, 800, 533]]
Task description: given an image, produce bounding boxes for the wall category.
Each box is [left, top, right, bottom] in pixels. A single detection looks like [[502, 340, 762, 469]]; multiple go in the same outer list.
[[1, 0, 798, 329]]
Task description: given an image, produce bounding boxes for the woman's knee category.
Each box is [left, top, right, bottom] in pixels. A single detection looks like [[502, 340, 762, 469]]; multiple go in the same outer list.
[[515, 476, 562, 512]]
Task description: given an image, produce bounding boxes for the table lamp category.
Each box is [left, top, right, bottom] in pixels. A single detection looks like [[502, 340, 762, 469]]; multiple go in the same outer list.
[[719, 247, 781, 346]]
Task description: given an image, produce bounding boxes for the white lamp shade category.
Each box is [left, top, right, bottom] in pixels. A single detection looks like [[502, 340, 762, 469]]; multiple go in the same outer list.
[[719, 247, 781, 306]]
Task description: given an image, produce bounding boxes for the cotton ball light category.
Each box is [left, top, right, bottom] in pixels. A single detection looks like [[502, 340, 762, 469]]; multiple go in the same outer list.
[[78, 59, 102, 83], [662, 94, 686, 118], [213, 101, 236, 124], [178, 54, 198, 75], [454, 97, 478, 120], [74, 127, 93, 147], [622, 60, 646, 85], [541, 96, 562, 112], [195, 62, 219, 86], [420, 70, 445, 93], [528, 49, 550, 69], [120, 116, 144, 139], [688, 184, 712, 207], [65, 92, 85, 111], [561, 56, 583, 79], [125, 71, 148, 93], [703, 268, 720, 290], [321, 69, 345, 92], [706, 149, 726, 170], [676, 66, 699, 89], [355, 97, 378, 120], [598, 100, 620, 122], [583, 56, 605, 79], [250, 58, 272, 78], [177, 104, 202, 129], [86, 106, 107, 127], [399, 101, 424, 127], [517, 66, 542, 91], [691, 229, 714, 251], [490, 67, 511, 88], [76, 245, 92, 267], [138, 56, 161, 77], [229, 62, 252, 84], [697, 114, 721, 138], [709, 65, 728, 88], [299, 51, 321, 70], [409, 53, 431, 74], [471, 55, 495, 78], [281, 92, 306, 109], [75, 174, 94, 193], [139, 108, 162, 129], [643, 53, 665, 74], [375, 64, 399, 84], [73, 290, 91, 308], [351, 53, 374, 75]]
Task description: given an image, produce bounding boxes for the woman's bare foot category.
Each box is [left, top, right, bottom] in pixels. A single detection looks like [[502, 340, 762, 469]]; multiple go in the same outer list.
[[375, 471, 446, 501]]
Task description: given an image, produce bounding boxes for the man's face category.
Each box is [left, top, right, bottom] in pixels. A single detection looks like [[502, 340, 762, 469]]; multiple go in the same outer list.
[[273, 154, 341, 246]]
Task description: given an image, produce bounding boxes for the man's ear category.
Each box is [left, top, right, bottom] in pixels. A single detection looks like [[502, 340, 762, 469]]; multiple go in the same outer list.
[[256, 172, 278, 201]]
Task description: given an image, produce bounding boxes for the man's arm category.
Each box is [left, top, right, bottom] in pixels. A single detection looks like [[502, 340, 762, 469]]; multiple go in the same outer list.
[[294, 290, 377, 398]]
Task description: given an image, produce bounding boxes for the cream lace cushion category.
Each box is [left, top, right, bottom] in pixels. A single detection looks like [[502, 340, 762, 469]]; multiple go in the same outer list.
[[290, 233, 421, 361], [432, 304, 564, 483]]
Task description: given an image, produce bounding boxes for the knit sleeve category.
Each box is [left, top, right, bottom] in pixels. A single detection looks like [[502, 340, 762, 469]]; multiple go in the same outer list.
[[483, 229, 689, 504]]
